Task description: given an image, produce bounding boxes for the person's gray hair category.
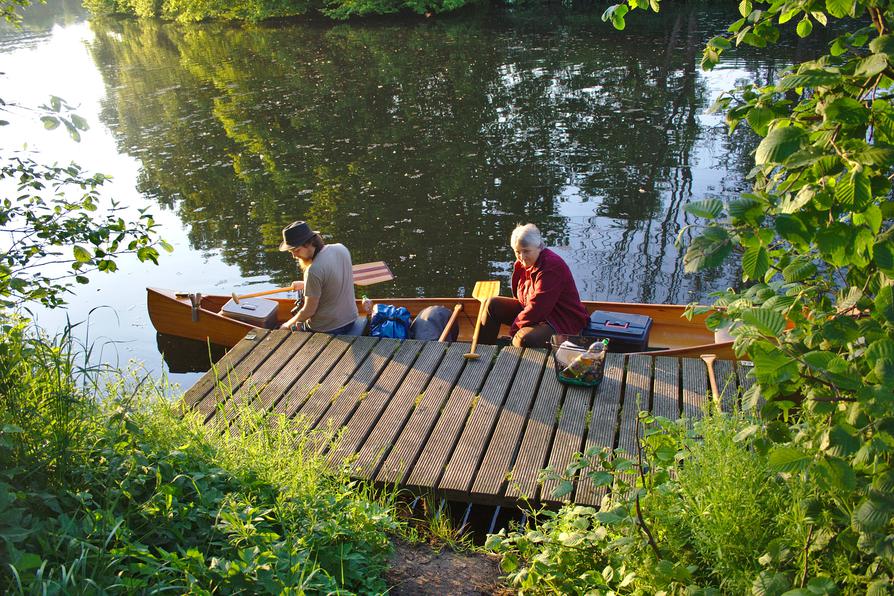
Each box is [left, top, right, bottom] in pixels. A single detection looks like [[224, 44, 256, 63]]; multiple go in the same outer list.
[[510, 223, 545, 249]]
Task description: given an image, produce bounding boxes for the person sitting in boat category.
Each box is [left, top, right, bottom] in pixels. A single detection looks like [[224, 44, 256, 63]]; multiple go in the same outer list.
[[278, 221, 360, 335], [478, 223, 588, 348]]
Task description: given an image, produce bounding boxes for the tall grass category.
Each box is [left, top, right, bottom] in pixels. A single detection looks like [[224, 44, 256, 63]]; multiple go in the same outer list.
[[0, 318, 398, 594]]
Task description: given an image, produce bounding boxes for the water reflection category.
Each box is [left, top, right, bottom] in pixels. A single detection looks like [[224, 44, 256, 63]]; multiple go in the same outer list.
[[84, 5, 772, 308]]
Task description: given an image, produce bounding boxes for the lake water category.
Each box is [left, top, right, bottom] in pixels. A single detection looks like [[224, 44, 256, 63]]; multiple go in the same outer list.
[[1, 1, 816, 387]]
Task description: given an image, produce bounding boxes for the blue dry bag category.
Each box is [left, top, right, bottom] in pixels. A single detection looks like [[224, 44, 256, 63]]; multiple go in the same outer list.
[[369, 304, 411, 339]]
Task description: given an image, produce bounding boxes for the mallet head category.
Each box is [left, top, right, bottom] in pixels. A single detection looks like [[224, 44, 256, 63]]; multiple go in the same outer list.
[[231, 291, 240, 304]]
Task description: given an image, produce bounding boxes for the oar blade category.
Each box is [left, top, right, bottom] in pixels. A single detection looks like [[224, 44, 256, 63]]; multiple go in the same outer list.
[[471, 280, 500, 301]]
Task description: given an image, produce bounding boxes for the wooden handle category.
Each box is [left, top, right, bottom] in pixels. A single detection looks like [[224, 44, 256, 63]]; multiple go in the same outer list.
[[234, 286, 293, 301], [439, 304, 463, 343], [464, 302, 486, 359], [701, 353, 720, 401]]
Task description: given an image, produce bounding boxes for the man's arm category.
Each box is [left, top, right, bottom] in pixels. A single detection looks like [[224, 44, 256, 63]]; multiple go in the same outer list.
[[281, 295, 320, 330]]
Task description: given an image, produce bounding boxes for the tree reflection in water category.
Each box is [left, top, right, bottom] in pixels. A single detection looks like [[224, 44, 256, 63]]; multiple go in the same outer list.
[[86, 5, 810, 306]]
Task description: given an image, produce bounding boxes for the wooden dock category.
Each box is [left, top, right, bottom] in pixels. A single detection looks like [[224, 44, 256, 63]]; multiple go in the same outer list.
[[181, 329, 753, 507]]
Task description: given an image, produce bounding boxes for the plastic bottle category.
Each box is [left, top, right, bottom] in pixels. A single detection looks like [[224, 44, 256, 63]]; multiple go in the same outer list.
[[562, 339, 608, 381], [361, 294, 373, 315]]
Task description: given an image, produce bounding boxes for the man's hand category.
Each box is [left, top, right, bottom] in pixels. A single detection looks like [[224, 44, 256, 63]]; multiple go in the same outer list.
[[291, 280, 305, 291]]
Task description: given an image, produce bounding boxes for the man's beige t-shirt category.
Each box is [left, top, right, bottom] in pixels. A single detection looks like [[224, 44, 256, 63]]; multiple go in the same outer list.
[[303, 243, 358, 332]]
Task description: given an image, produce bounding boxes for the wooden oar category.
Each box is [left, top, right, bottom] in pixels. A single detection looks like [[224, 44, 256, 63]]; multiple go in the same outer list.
[[439, 304, 463, 342], [464, 281, 500, 360], [701, 353, 720, 403], [231, 286, 292, 303]]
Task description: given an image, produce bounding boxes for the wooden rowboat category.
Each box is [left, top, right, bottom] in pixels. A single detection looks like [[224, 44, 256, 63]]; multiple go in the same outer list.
[[147, 287, 737, 359]]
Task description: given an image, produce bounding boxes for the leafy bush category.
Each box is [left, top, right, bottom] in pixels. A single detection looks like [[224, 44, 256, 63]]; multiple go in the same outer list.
[[489, 413, 793, 594], [0, 321, 397, 594]]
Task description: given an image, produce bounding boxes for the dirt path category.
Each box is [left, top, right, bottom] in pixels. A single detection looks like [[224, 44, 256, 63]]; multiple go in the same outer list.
[[384, 539, 513, 595]]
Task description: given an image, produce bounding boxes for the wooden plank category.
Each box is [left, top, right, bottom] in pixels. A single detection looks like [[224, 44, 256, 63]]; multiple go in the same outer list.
[[714, 359, 738, 413], [405, 344, 497, 490], [272, 335, 354, 420], [651, 356, 679, 420], [350, 341, 447, 479], [293, 336, 379, 430], [737, 362, 761, 411], [242, 332, 331, 419], [180, 329, 269, 410], [681, 357, 708, 421], [618, 355, 650, 456], [211, 331, 311, 433], [313, 338, 403, 451], [327, 340, 424, 466], [194, 330, 288, 423], [438, 347, 522, 497], [470, 348, 548, 500], [574, 352, 625, 506], [505, 352, 565, 502], [540, 382, 593, 504], [377, 342, 472, 485]]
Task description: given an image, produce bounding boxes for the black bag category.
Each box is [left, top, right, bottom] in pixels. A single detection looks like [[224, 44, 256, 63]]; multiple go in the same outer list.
[[409, 305, 458, 342]]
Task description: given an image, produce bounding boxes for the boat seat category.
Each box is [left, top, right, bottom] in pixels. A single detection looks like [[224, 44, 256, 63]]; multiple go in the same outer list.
[[343, 315, 369, 337]]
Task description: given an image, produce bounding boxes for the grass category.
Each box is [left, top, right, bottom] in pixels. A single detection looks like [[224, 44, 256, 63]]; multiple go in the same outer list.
[[0, 317, 400, 594]]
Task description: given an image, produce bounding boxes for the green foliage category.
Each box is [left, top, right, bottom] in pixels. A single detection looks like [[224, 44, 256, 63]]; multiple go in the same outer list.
[[489, 413, 792, 594], [596, 0, 894, 591], [82, 0, 474, 22], [0, 320, 397, 593]]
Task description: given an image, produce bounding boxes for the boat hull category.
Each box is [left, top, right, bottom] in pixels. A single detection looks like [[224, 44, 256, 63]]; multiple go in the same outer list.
[[147, 287, 738, 359]]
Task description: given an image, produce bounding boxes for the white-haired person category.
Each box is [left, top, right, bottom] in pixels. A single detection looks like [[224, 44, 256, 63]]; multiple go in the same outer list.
[[478, 223, 588, 348], [278, 221, 359, 335]]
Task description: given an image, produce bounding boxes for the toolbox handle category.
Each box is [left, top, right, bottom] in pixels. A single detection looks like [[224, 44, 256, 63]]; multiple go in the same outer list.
[[240, 304, 257, 311], [605, 321, 629, 329]]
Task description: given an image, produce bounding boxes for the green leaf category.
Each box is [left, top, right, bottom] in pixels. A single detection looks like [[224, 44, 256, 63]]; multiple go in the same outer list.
[[778, 69, 839, 91], [853, 492, 894, 532], [707, 36, 731, 50], [817, 456, 857, 491], [823, 97, 868, 126], [742, 308, 786, 336], [72, 245, 91, 263], [853, 205, 882, 235], [684, 227, 732, 272], [865, 339, 894, 362], [825, 0, 850, 19], [738, 0, 751, 18], [816, 223, 851, 267], [855, 53, 889, 78], [756, 126, 806, 165], [796, 17, 813, 38], [160, 240, 174, 253], [876, 284, 894, 321], [768, 446, 811, 472], [775, 214, 812, 247], [875, 236, 894, 276], [742, 245, 770, 281], [40, 116, 59, 130], [746, 106, 775, 136], [552, 479, 573, 499], [778, 8, 799, 25], [834, 168, 872, 210], [684, 198, 724, 219], [869, 34, 894, 56], [70, 114, 89, 131]]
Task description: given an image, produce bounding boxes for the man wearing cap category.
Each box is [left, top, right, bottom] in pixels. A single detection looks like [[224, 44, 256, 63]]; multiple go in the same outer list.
[[279, 221, 359, 335]]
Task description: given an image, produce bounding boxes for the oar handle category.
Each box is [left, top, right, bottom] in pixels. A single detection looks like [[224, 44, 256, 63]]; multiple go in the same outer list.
[[464, 299, 488, 359], [701, 354, 720, 401], [235, 286, 293, 301], [439, 304, 463, 343]]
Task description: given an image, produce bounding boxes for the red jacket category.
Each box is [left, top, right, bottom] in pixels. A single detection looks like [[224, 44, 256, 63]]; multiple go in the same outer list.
[[510, 248, 588, 336]]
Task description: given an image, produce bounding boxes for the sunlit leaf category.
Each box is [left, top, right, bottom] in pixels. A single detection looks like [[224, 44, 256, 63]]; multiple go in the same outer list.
[[756, 126, 806, 164], [825, 0, 851, 19], [684, 198, 724, 219], [72, 245, 91, 263], [743, 307, 787, 336], [823, 97, 869, 126], [742, 245, 770, 281], [778, 69, 839, 90], [768, 446, 811, 472], [40, 116, 59, 130], [855, 53, 889, 77], [796, 17, 813, 38], [684, 227, 731, 272]]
